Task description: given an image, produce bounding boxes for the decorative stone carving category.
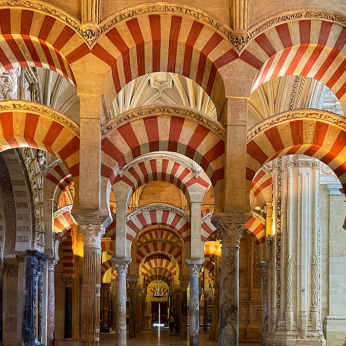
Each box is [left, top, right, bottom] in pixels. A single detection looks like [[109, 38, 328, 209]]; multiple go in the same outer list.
[[187, 263, 202, 277], [0, 100, 80, 136], [102, 105, 225, 139], [80, 224, 105, 248], [212, 216, 246, 247], [247, 109, 346, 143]]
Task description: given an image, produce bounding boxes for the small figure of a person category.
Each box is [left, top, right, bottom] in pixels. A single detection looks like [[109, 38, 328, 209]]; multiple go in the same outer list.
[[169, 312, 175, 333]]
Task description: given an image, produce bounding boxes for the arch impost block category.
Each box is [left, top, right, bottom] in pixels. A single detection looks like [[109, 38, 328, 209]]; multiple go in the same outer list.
[[247, 109, 346, 143], [0, 101, 80, 137], [101, 105, 225, 140]]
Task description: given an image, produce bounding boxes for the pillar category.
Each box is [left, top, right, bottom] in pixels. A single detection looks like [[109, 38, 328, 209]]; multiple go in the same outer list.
[[100, 283, 113, 332], [128, 276, 138, 338], [80, 224, 104, 346], [136, 289, 142, 333], [174, 289, 181, 335], [203, 269, 209, 330], [258, 261, 269, 346], [113, 259, 131, 346], [63, 276, 74, 339], [22, 250, 48, 346], [186, 262, 203, 346], [47, 259, 57, 345], [209, 255, 220, 341], [212, 217, 246, 346], [179, 277, 189, 340]]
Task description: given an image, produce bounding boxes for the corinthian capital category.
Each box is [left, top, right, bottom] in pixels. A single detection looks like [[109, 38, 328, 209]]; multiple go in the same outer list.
[[112, 258, 132, 275], [186, 259, 204, 277], [212, 214, 249, 247], [80, 224, 105, 248]]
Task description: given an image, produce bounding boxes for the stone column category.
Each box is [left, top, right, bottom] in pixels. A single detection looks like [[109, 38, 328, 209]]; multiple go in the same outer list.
[[258, 261, 269, 346], [186, 261, 203, 346], [100, 283, 113, 332], [80, 224, 104, 346], [174, 289, 181, 335], [136, 289, 142, 333], [47, 259, 57, 345], [179, 277, 189, 340], [63, 276, 74, 338], [212, 216, 246, 346], [128, 276, 138, 338], [113, 259, 131, 346], [203, 269, 209, 330], [209, 255, 220, 341], [22, 250, 48, 346]]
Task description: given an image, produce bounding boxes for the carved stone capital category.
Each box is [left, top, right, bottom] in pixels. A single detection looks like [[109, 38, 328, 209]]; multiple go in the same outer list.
[[128, 276, 139, 290], [186, 263, 203, 277], [257, 261, 269, 279], [112, 258, 131, 275], [81, 22, 100, 45], [179, 277, 190, 291], [63, 275, 74, 287], [80, 224, 105, 248], [48, 258, 58, 271], [212, 215, 248, 247], [230, 29, 250, 52]]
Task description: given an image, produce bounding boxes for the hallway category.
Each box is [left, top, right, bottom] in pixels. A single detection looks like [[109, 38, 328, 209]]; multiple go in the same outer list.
[[59, 328, 261, 346]]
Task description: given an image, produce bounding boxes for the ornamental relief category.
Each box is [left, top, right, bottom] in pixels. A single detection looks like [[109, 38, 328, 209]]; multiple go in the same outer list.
[[247, 110, 346, 143], [102, 106, 225, 140]]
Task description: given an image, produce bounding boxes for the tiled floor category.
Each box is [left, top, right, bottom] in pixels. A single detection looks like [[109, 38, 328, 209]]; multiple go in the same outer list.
[[59, 327, 260, 345]]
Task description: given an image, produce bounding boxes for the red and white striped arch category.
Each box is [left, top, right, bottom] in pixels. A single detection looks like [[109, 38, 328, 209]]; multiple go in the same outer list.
[[61, 230, 75, 275], [143, 267, 174, 281], [250, 168, 273, 209], [137, 242, 183, 266], [101, 114, 225, 188], [105, 219, 116, 241], [126, 206, 190, 244], [202, 258, 215, 274], [0, 102, 80, 181], [141, 259, 177, 277], [54, 206, 77, 234], [242, 20, 346, 110], [101, 259, 114, 278], [137, 228, 181, 246], [247, 110, 346, 191], [93, 12, 238, 111], [147, 274, 170, 285], [245, 214, 266, 245], [112, 157, 210, 197], [0, 8, 88, 85], [101, 237, 113, 254], [201, 212, 216, 241]]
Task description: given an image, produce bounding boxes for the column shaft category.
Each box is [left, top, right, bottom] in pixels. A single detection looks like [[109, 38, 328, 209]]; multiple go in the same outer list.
[[47, 261, 56, 345], [128, 278, 138, 338], [180, 290, 188, 340], [80, 225, 103, 346], [114, 261, 130, 346], [174, 291, 181, 335], [187, 263, 202, 346], [63, 278, 73, 338]]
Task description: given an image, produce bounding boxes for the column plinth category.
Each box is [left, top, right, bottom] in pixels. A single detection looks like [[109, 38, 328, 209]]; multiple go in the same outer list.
[[186, 261, 203, 346], [113, 258, 131, 346], [80, 224, 104, 346]]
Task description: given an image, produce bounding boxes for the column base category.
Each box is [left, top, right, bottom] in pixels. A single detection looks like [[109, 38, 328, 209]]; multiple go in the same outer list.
[[265, 331, 326, 346], [324, 316, 346, 346]]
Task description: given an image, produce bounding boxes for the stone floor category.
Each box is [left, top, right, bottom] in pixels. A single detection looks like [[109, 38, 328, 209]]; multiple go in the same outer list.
[[59, 327, 261, 345]]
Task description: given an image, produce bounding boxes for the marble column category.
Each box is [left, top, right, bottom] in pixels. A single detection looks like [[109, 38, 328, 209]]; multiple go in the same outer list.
[[212, 217, 245, 346], [128, 276, 138, 338], [47, 259, 57, 345], [113, 259, 131, 346], [136, 289, 142, 333], [22, 250, 48, 346], [186, 262, 203, 346], [258, 261, 269, 346], [80, 224, 104, 346], [174, 289, 181, 335], [209, 256, 220, 341], [63, 276, 74, 338], [180, 277, 189, 340], [203, 269, 209, 330]]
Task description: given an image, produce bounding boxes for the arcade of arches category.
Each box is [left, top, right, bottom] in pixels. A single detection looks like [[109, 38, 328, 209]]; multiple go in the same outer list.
[[1, 1, 346, 346]]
